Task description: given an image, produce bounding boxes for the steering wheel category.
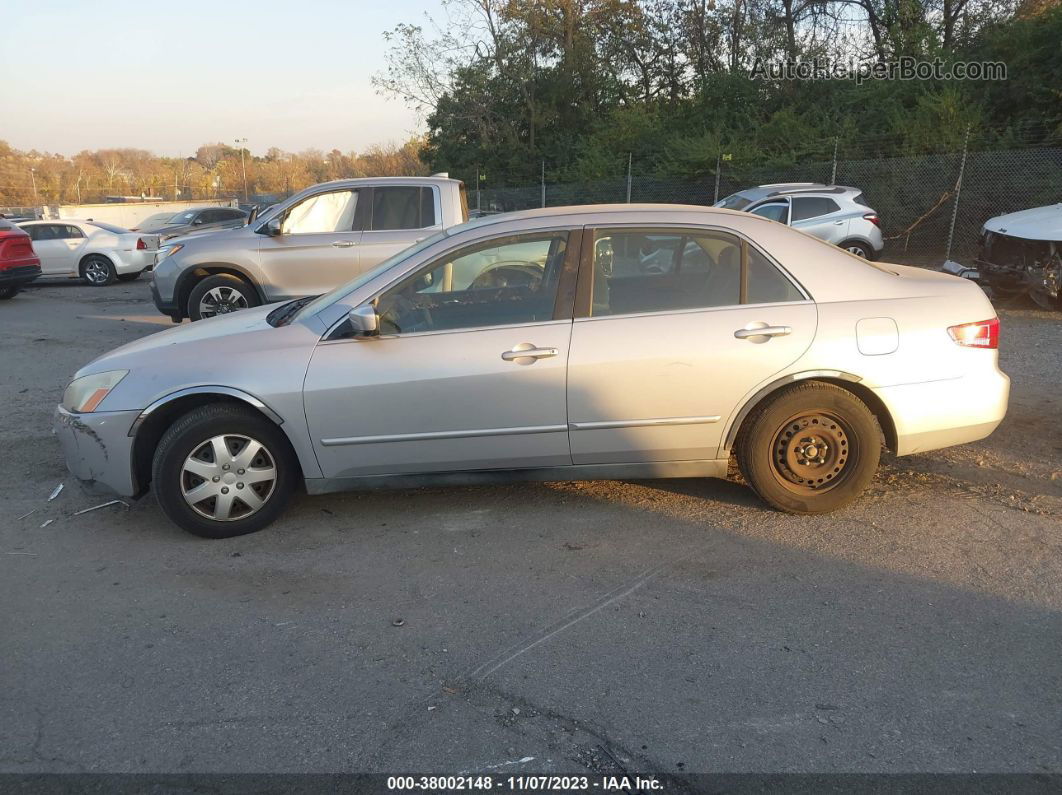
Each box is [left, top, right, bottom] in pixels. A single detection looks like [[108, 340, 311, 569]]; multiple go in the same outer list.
[[469, 260, 544, 290]]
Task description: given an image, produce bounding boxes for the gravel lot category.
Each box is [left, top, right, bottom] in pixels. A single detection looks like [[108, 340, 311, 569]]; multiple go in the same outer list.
[[1, 278, 1060, 776]]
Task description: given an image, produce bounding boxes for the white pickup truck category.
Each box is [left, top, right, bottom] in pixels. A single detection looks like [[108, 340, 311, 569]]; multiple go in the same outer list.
[[150, 176, 469, 321]]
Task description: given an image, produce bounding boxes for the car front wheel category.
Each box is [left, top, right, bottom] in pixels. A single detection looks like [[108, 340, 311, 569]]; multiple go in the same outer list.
[[152, 404, 297, 538], [736, 382, 881, 514], [187, 274, 260, 321]]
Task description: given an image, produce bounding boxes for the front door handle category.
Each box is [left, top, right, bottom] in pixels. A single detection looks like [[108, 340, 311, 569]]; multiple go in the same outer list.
[[331, 240, 356, 248], [501, 343, 559, 364], [734, 325, 792, 341]]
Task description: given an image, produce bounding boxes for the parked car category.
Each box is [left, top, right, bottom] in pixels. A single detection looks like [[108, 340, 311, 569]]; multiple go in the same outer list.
[[715, 183, 884, 259], [55, 204, 1009, 538], [150, 176, 469, 321], [0, 218, 42, 299], [17, 220, 159, 286], [132, 206, 248, 239], [971, 203, 1061, 310]]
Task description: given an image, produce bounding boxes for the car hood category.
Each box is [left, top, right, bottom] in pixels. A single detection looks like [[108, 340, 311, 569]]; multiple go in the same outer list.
[[983, 204, 1062, 242], [78, 305, 276, 377]]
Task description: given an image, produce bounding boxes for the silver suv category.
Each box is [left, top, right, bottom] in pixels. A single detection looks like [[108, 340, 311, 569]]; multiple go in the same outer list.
[[716, 183, 884, 259], [150, 176, 468, 321]]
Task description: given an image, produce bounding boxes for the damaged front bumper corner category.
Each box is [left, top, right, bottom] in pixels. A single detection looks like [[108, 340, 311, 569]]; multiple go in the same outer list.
[[54, 406, 140, 497], [976, 233, 1062, 309]]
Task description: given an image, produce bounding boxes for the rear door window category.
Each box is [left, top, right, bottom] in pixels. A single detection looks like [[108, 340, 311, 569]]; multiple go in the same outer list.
[[371, 187, 436, 231], [791, 197, 841, 221]]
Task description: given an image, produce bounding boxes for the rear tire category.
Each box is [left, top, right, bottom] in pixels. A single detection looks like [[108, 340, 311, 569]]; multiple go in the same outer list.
[[188, 274, 260, 321], [840, 240, 873, 259], [0, 286, 18, 300], [81, 255, 117, 286], [152, 404, 297, 538], [117, 271, 142, 282], [736, 382, 880, 514]]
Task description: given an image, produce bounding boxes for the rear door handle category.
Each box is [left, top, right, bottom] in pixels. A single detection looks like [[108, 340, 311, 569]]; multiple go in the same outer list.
[[734, 325, 792, 340], [501, 344, 559, 363], [331, 240, 356, 248]]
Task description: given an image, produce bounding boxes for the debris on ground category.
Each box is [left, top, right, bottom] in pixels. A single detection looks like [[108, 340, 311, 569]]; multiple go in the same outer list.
[[392, 618, 405, 627], [72, 500, 130, 516], [39, 519, 54, 528], [16, 510, 36, 521], [47, 483, 63, 501]]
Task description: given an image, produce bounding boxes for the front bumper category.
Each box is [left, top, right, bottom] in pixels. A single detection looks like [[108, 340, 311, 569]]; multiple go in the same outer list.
[[54, 406, 141, 497], [149, 277, 181, 321], [0, 263, 42, 287]]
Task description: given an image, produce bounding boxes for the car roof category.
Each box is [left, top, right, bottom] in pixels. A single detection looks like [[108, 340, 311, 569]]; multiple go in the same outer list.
[[448, 203, 761, 234], [734, 184, 862, 202], [309, 176, 463, 189]]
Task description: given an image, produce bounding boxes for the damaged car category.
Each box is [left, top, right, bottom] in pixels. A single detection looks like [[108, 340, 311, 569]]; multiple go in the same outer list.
[[976, 203, 1062, 309]]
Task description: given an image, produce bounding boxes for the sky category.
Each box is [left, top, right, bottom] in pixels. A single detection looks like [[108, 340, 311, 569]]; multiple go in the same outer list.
[[0, 0, 444, 157]]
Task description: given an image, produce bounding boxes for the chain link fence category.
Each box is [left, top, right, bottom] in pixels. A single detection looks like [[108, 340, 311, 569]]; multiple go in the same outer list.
[[474, 142, 1062, 265]]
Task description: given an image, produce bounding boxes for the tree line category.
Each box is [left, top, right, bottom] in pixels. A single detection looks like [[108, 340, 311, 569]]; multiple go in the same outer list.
[[375, 0, 1062, 186], [0, 139, 428, 207]]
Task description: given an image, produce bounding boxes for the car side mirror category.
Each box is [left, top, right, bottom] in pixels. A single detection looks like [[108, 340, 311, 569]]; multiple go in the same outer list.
[[192, 218, 204, 225], [266, 217, 282, 236], [348, 304, 379, 337]]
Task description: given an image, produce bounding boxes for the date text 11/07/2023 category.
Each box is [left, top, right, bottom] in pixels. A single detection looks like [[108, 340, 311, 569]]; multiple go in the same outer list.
[[386, 775, 665, 791]]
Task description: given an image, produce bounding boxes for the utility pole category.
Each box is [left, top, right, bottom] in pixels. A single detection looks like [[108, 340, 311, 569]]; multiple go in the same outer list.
[[540, 160, 546, 209], [830, 137, 839, 185], [713, 154, 721, 204], [235, 138, 248, 203], [29, 167, 38, 206], [626, 152, 633, 203], [476, 169, 482, 212], [944, 125, 972, 264]]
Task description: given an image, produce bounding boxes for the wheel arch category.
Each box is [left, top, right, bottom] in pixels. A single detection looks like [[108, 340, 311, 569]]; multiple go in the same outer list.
[[722, 371, 898, 455], [128, 387, 291, 496], [175, 263, 265, 318]]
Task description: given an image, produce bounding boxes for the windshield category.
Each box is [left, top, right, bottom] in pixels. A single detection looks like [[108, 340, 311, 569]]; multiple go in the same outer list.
[[716, 193, 752, 210], [170, 210, 199, 224], [294, 229, 451, 321], [88, 221, 128, 234]]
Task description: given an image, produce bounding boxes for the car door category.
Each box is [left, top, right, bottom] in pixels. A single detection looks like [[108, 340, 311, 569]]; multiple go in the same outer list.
[[790, 196, 846, 244], [256, 188, 365, 300], [28, 224, 83, 275], [356, 186, 441, 271], [566, 226, 817, 464], [303, 229, 579, 479]]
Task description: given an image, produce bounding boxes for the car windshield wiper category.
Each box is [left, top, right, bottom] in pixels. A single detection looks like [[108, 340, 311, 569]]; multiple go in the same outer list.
[[267, 296, 316, 327]]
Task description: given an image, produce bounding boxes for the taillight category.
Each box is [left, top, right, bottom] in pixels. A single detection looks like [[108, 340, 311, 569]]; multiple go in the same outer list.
[[948, 317, 999, 349], [136, 237, 146, 250], [863, 213, 880, 227]]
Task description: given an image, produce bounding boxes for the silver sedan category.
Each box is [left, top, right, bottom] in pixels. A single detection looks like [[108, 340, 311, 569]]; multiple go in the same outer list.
[[54, 205, 1010, 537]]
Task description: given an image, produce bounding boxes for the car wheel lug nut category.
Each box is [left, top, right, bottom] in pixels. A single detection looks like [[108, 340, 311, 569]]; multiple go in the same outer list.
[[212, 476, 220, 482], [222, 464, 230, 470], [221, 487, 229, 494], [237, 483, 244, 489], [237, 468, 244, 475]]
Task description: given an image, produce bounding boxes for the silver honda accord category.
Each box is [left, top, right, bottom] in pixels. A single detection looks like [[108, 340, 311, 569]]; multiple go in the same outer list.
[[55, 205, 1010, 538]]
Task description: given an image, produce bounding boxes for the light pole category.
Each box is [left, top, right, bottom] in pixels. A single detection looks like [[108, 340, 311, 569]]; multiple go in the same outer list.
[[234, 138, 248, 202], [29, 167, 38, 206]]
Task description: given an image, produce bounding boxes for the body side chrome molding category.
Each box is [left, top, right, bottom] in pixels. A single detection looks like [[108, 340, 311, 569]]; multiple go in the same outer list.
[[321, 423, 568, 447], [128, 386, 284, 437], [568, 415, 720, 431]]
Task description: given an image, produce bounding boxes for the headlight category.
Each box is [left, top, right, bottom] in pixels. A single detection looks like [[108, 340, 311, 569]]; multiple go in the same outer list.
[[62, 370, 128, 413], [157, 243, 183, 262]]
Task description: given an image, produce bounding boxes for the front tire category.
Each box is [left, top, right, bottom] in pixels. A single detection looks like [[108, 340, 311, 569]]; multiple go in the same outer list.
[[0, 285, 18, 299], [81, 255, 117, 286], [188, 274, 260, 321], [152, 404, 297, 538], [736, 382, 881, 514]]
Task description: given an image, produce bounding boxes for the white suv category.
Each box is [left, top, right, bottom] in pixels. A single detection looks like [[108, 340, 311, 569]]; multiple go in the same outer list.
[[716, 183, 884, 259]]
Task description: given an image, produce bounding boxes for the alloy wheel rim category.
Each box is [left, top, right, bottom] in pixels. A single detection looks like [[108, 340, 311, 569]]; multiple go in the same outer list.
[[847, 245, 867, 258], [200, 286, 249, 317], [85, 259, 109, 283], [180, 434, 277, 521], [770, 411, 853, 495]]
